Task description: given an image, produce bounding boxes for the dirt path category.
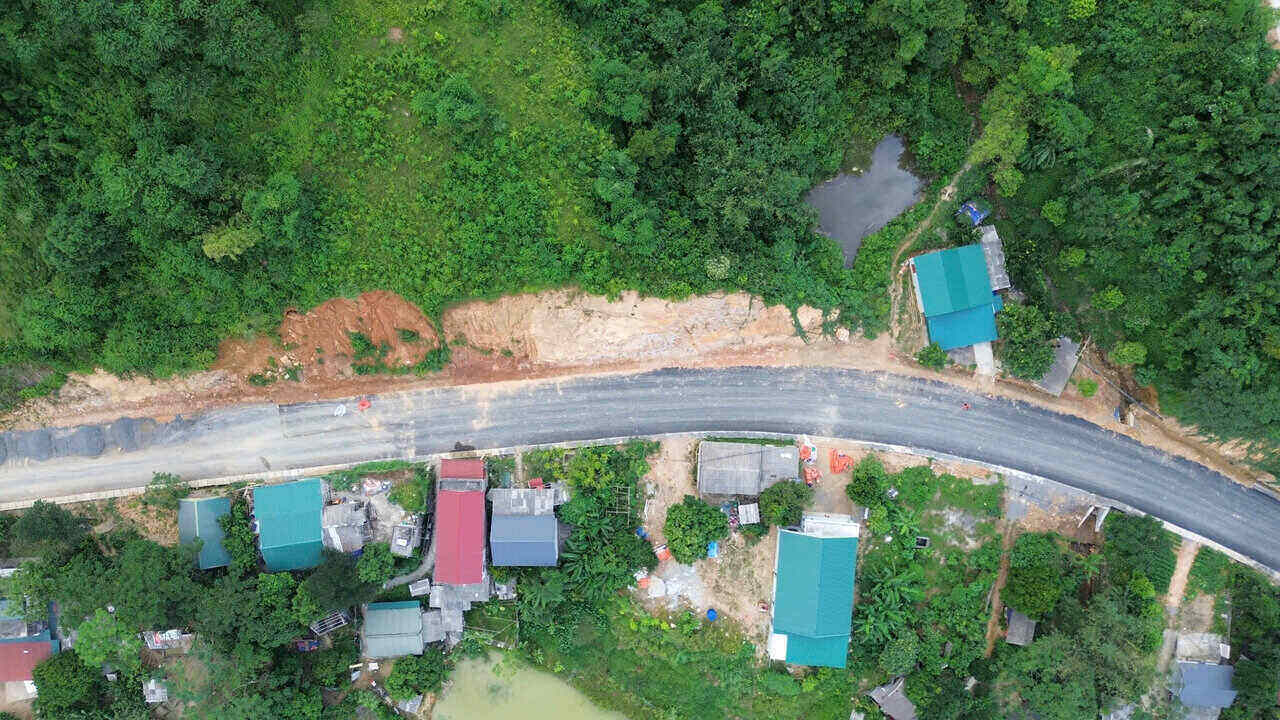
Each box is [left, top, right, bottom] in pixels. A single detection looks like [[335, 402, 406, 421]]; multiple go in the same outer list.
[[983, 525, 1017, 657], [1155, 540, 1201, 673]]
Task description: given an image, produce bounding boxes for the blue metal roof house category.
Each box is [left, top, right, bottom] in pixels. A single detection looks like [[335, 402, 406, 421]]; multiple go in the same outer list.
[[178, 497, 232, 569], [254, 479, 324, 572], [490, 515, 559, 567], [909, 244, 1004, 351], [768, 524, 859, 668]]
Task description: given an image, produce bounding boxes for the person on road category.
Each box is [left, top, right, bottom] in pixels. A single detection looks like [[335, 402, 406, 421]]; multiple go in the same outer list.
[[961, 402, 971, 410]]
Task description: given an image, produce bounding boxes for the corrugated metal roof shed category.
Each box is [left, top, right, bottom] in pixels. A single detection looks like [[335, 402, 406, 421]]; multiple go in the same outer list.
[[1176, 662, 1237, 708], [178, 497, 231, 569], [488, 488, 558, 516], [979, 226, 1010, 290], [698, 442, 798, 496], [770, 530, 858, 667], [254, 479, 323, 571], [440, 458, 486, 480], [490, 515, 559, 566], [1004, 608, 1036, 646], [868, 677, 918, 720], [435, 490, 485, 584], [0, 641, 52, 682], [363, 602, 425, 659]]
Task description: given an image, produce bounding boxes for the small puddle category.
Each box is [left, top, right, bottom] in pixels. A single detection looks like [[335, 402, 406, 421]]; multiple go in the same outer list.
[[806, 135, 924, 266], [433, 654, 626, 720]]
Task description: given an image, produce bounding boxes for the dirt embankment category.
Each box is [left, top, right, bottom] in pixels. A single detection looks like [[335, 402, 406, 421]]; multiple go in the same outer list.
[[7, 288, 1268, 490]]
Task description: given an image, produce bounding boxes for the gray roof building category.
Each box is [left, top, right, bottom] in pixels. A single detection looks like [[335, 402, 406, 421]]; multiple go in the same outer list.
[[362, 602, 426, 658], [390, 515, 423, 558], [1005, 608, 1036, 646], [978, 225, 1010, 291], [697, 441, 799, 496], [868, 677, 918, 720], [490, 515, 559, 567], [1174, 662, 1236, 709]]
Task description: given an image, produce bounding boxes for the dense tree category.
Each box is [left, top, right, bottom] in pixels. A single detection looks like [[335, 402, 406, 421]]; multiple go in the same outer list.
[[32, 651, 101, 718], [74, 609, 143, 678], [1003, 533, 1064, 620], [11, 501, 89, 560], [356, 543, 395, 585], [385, 649, 450, 699], [758, 481, 813, 528], [663, 495, 729, 564], [996, 303, 1055, 381], [301, 550, 375, 615], [846, 456, 889, 507]]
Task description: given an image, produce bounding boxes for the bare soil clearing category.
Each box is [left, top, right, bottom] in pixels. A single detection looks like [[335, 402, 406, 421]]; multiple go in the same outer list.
[[9, 288, 1265, 490]]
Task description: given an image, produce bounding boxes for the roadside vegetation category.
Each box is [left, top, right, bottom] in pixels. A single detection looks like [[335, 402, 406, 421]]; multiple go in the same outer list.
[[7, 0, 1276, 470]]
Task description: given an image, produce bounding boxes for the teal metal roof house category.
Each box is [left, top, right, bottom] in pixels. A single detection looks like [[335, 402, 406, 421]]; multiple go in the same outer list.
[[254, 479, 323, 571], [178, 497, 232, 569], [768, 528, 859, 667], [910, 244, 1003, 351]]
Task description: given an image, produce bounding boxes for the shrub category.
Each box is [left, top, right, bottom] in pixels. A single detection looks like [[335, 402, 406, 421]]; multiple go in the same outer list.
[[1004, 533, 1064, 620], [1103, 513, 1176, 593], [915, 342, 949, 371], [1076, 378, 1098, 397], [879, 633, 920, 675], [758, 481, 813, 527], [386, 648, 451, 699], [356, 543, 395, 585], [663, 495, 729, 564], [846, 456, 889, 507], [139, 472, 190, 510]]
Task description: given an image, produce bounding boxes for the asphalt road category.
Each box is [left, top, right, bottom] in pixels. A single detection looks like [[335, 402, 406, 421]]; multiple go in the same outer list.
[[3, 367, 1277, 569]]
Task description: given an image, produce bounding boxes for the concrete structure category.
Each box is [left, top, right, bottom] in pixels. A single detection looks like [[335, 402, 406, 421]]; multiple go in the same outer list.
[[868, 677, 918, 720], [390, 515, 423, 558], [362, 602, 428, 658], [978, 225, 1010, 290], [322, 500, 368, 553], [1004, 608, 1036, 646], [909, 244, 1004, 351], [1034, 337, 1082, 396], [143, 678, 168, 704], [768, 518, 859, 667], [177, 496, 231, 569], [253, 479, 324, 571], [697, 441, 799, 496], [490, 514, 559, 566]]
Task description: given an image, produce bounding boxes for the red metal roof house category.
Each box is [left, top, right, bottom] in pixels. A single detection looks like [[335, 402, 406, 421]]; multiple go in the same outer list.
[[435, 490, 486, 584], [0, 641, 52, 682]]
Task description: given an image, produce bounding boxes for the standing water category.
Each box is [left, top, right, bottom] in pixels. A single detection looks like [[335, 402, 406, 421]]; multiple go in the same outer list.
[[433, 655, 627, 720], [806, 135, 924, 266]]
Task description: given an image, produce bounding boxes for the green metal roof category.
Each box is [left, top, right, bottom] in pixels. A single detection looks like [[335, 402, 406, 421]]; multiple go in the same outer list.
[[772, 530, 858, 668], [178, 497, 232, 569], [363, 602, 425, 658], [253, 479, 323, 571], [912, 244, 994, 317]]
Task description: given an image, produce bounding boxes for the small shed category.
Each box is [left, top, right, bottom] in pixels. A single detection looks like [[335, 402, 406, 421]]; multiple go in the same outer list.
[[868, 677, 918, 720], [362, 602, 427, 659], [178, 497, 232, 569], [738, 503, 761, 525], [435, 490, 486, 585], [697, 441, 799, 496], [254, 479, 324, 572], [490, 515, 559, 567], [1174, 662, 1237, 709], [1005, 608, 1036, 646], [408, 579, 432, 597]]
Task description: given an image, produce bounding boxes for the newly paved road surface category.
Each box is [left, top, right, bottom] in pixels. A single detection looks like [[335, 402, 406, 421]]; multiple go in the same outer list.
[[3, 367, 1277, 569]]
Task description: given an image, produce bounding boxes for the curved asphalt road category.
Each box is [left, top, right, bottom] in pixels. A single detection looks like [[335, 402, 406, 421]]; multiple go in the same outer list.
[[2, 367, 1277, 570]]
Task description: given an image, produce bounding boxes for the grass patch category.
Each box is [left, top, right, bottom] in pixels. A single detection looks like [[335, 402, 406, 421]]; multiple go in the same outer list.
[[1186, 547, 1232, 599]]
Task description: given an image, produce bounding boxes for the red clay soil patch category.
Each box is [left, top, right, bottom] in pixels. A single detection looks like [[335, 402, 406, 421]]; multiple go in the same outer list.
[[216, 290, 441, 380]]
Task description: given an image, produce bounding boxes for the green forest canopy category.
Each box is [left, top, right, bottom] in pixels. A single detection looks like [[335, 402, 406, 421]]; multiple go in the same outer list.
[[1, 0, 1278, 464]]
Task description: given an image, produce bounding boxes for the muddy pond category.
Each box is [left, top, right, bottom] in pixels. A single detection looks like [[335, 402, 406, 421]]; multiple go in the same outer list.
[[806, 135, 924, 266], [433, 654, 626, 720]]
